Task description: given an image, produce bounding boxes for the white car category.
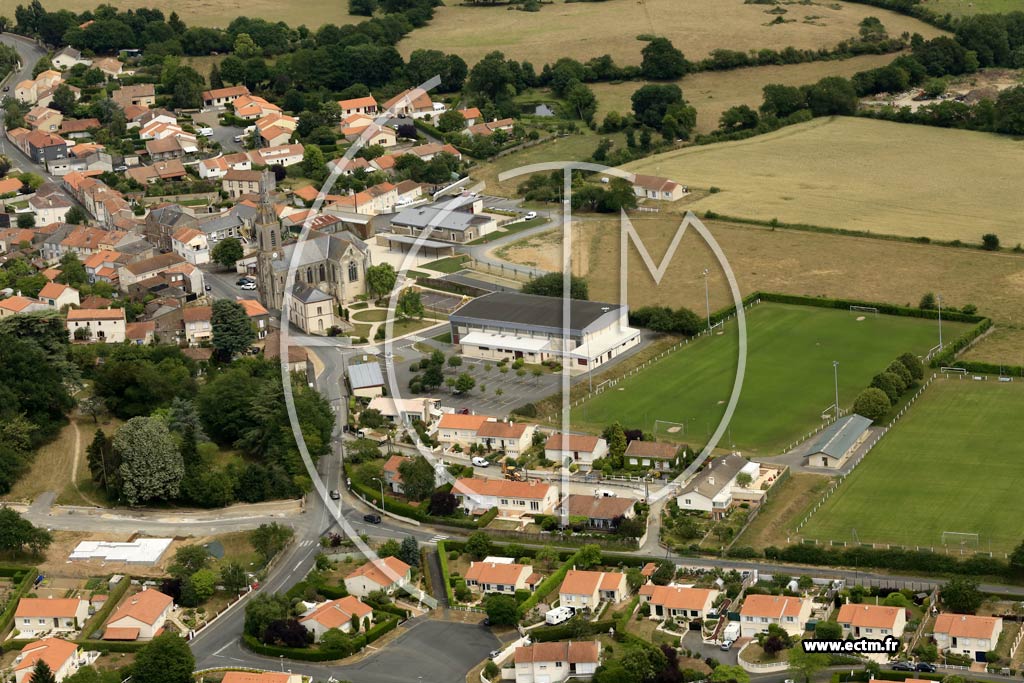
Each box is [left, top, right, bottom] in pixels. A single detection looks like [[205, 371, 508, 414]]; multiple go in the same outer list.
[[233, 134, 244, 143], [524, 211, 537, 220], [198, 127, 214, 137], [240, 282, 257, 290], [471, 456, 490, 467]]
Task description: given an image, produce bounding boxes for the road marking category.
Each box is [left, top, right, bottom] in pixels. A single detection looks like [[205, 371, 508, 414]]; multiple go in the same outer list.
[[213, 643, 231, 656], [293, 561, 303, 571], [428, 535, 449, 543]]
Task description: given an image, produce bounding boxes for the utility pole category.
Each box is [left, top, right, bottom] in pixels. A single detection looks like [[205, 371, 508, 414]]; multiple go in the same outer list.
[[702, 268, 711, 330], [833, 360, 840, 419]]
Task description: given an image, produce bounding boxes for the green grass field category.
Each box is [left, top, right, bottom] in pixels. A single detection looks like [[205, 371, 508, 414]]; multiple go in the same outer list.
[[922, 0, 1021, 16], [801, 379, 1024, 552], [571, 303, 969, 455]]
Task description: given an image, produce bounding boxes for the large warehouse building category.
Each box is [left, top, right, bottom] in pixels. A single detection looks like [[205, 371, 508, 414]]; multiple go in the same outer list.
[[448, 291, 640, 371]]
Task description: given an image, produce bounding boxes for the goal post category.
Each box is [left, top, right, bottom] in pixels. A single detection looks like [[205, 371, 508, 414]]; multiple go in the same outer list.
[[940, 367, 967, 375], [654, 419, 687, 438], [941, 531, 980, 551], [850, 305, 878, 316]]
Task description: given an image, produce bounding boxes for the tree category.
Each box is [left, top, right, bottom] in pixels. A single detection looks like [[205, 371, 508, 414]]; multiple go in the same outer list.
[[574, 544, 602, 569], [709, 665, 750, 683], [132, 633, 194, 683], [870, 371, 904, 403], [398, 455, 436, 501], [251, 522, 293, 562], [651, 560, 675, 586], [719, 105, 759, 132], [641, 38, 689, 80], [244, 592, 290, 637], [522, 272, 588, 299], [29, 660, 57, 683], [366, 263, 398, 300], [233, 32, 260, 58], [211, 299, 256, 361], [982, 233, 1000, 251], [898, 352, 925, 381], [396, 288, 425, 320], [211, 237, 244, 267], [209, 63, 224, 90], [454, 372, 476, 394], [814, 619, 842, 640], [221, 560, 248, 593], [787, 647, 827, 683], [919, 292, 937, 310], [114, 417, 183, 506], [301, 144, 326, 180], [51, 84, 76, 115], [378, 538, 401, 558], [631, 84, 683, 129], [804, 76, 859, 116], [399, 536, 420, 567], [428, 490, 457, 516], [484, 593, 518, 626], [350, 0, 379, 16], [86, 428, 118, 492], [565, 81, 597, 123], [853, 387, 890, 422], [942, 576, 983, 614], [169, 544, 209, 578], [0, 507, 52, 557], [465, 531, 493, 559], [183, 568, 217, 605], [17, 213, 35, 228]]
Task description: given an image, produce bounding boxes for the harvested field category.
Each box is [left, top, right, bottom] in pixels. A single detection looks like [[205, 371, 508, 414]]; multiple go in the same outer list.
[[398, 0, 944, 66], [499, 215, 1024, 331], [734, 473, 830, 549], [592, 53, 900, 132], [624, 117, 1024, 244]]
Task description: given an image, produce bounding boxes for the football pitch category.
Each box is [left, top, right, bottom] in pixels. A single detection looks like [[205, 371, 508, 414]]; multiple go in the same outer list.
[[570, 302, 969, 454], [801, 379, 1024, 553]]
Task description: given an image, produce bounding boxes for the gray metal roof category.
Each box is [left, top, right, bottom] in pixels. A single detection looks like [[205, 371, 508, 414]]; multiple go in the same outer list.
[[291, 282, 333, 304], [383, 233, 454, 250], [806, 414, 872, 459], [198, 213, 243, 235], [450, 291, 624, 337], [347, 362, 384, 389], [270, 231, 368, 272], [390, 206, 487, 233], [679, 453, 748, 499]]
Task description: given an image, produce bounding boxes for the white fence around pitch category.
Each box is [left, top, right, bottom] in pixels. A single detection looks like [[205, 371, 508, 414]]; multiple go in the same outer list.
[[546, 298, 762, 422], [794, 373, 937, 538]]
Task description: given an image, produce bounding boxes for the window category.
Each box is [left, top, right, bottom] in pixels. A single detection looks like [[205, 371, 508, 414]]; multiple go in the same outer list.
[[500, 498, 508, 505], [319, 264, 326, 282], [348, 261, 359, 282], [530, 501, 539, 511], [555, 663, 563, 668]]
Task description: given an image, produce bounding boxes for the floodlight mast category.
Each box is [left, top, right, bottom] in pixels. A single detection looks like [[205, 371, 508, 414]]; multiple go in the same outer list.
[[702, 268, 711, 330], [833, 360, 840, 420]]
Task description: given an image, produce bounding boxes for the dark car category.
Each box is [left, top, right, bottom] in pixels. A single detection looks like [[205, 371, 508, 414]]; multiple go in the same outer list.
[[204, 284, 211, 291], [236, 277, 253, 285], [363, 513, 382, 524], [891, 662, 915, 671], [329, 490, 340, 500], [915, 663, 937, 673]]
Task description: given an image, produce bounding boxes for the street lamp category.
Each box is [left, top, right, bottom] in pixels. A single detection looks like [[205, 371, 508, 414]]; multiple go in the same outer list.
[[371, 476, 385, 509], [833, 360, 840, 419], [937, 293, 944, 349], [279, 655, 284, 672], [702, 269, 711, 330]]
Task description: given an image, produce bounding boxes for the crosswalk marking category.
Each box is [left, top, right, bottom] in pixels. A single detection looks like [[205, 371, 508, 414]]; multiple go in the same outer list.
[[428, 534, 448, 543]]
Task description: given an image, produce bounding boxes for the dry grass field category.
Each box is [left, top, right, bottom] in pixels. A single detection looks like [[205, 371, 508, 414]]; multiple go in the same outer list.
[[962, 324, 1024, 365], [0, 0, 359, 28], [398, 0, 944, 66], [591, 53, 900, 133], [498, 214, 1024, 330], [623, 117, 1024, 244]]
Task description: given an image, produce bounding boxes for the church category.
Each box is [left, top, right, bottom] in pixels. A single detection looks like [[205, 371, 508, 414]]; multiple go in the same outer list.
[[253, 173, 372, 334]]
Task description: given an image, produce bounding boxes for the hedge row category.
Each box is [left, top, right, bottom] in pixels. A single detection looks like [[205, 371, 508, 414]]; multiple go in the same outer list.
[[766, 543, 1008, 577], [0, 567, 38, 638], [80, 577, 132, 640], [944, 358, 1024, 378], [929, 318, 993, 368], [74, 639, 146, 653], [755, 292, 985, 325], [241, 615, 399, 662], [516, 554, 576, 619], [530, 619, 617, 642], [437, 541, 456, 606]]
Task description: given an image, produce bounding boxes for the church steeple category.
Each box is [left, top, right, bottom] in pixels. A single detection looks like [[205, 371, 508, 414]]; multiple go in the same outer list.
[[255, 170, 280, 253]]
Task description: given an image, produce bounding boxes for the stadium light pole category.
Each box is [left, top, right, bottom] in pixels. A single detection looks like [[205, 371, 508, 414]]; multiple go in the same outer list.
[[833, 360, 840, 419], [937, 293, 944, 349], [702, 268, 711, 330]]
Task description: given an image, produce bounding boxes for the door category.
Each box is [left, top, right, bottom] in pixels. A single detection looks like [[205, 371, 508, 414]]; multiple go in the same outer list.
[[515, 351, 524, 359]]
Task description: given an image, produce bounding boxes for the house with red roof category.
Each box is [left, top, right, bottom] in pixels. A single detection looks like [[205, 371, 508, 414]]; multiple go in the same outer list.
[[513, 640, 601, 683], [453, 478, 557, 518], [38, 282, 80, 309], [544, 433, 608, 470], [641, 586, 718, 621], [13, 638, 89, 683], [465, 561, 540, 595], [66, 308, 126, 343], [344, 557, 412, 599], [103, 588, 173, 641], [14, 598, 89, 638], [0, 295, 48, 317], [741, 594, 813, 638], [299, 595, 374, 641], [221, 673, 302, 683], [933, 613, 1003, 662], [338, 96, 378, 117], [437, 413, 491, 449], [475, 419, 535, 456], [836, 603, 907, 641], [559, 570, 629, 610]]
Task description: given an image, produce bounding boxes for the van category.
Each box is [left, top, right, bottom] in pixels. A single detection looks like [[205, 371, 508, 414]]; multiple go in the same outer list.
[[524, 211, 537, 220], [595, 489, 616, 498], [198, 127, 214, 137], [545, 606, 573, 625], [363, 513, 382, 524], [471, 456, 490, 467]]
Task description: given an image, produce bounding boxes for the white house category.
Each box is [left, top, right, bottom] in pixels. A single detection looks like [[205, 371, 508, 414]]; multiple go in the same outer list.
[[14, 598, 89, 638], [344, 557, 411, 599], [836, 603, 907, 641], [437, 413, 490, 449], [465, 561, 539, 595], [38, 282, 80, 310], [740, 594, 813, 638], [475, 420, 535, 457], [102, 588, 173, 641], [66, 308, 126, 343], [640, 586, 718, 622], [558, 570, 629, 611], [248, 143, 304, 168], [512, 641, 601, 683], [453, 478, 557, 517], [933, 614, 1003, 662], [631, 174, 685, 202], [624, 440, 679, 471], [13, 638, 87, 683], [183, 306, 213, 346], [171, 227, 210, 265], [544, 433, 608, 470], [299, 596, 374, 641], [677, 454, 759, 519]]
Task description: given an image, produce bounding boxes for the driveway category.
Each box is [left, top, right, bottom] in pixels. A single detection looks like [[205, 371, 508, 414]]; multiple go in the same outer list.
[[193, 110, 247, 153]]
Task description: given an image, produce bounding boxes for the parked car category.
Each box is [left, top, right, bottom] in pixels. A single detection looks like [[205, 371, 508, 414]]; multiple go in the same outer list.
[[236, 277, 253, 285], [471, 456, 490, 467], [915, 663, 937, 673], [891, 661, 915, 671], [204, 284, 211, 291], [363, 513, 382, 524], [240, 282, 257, 290], [489, 650, 501, 660], [524, 211, 537, 220], [233, 134, 244, 143], [719, 640, 734, 651], [198, 127, 214, 137], [329, 490, 340, 500]]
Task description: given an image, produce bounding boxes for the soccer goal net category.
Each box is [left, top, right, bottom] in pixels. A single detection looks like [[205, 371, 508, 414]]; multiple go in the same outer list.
[[654, 419, 687, 438], [941, 531, 980, 551], [850, 305, 878, 316]]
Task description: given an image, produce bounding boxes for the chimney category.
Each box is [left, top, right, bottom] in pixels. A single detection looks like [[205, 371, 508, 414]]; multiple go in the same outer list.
[[708, 476, 715, 486]]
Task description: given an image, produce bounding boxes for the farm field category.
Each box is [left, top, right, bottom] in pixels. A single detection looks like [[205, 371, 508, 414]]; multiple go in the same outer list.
[[591, 53, 899, 133], [800, 379, 1024, 553], [623, 117, 1024, 244], [0, 0, 359, 28], [398, 0, 943, 66], [923, 0, 1022, 16], [499, 215, 1024, 332], [962, 325, 1024, 367], [569, 302, 968, 454]]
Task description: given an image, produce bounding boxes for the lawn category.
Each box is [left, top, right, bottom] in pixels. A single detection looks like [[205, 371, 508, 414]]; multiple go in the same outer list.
[[623, 117, 1024, 245], [734, 473, 831, 550], [398, 0, 943, 66], [422, 255, 469, 274], [591, 53, 899, 133], [351, 309, 390, 323], [0, 0, 360, 27], [467, 217, 549, 245], [801, 379, 1024, 552], [571, 302, 969, 454], [922, 0, 1022, 15]]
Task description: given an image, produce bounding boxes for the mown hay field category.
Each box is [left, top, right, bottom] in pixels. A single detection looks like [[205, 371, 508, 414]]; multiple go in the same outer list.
[[623, 117, 1024, 244], [590, 53, 900, 133], [398, 0, 944, 66]]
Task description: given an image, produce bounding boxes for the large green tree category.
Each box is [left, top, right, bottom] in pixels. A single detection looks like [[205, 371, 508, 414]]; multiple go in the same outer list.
[[29, 660, 57, 683], [397, 455, 436, 501], [114, 417, 184, 506], [212, 299, 256, 361], [211, 237, 244, 267], [0, 507, 52, 557], [522, 272, 588, 300], [640, 37, 689, 80], [366, 263, 398, 300], [132, 633, 194, 683]]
